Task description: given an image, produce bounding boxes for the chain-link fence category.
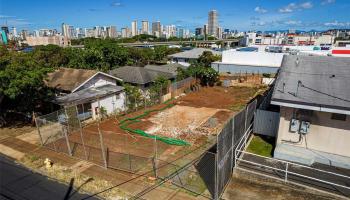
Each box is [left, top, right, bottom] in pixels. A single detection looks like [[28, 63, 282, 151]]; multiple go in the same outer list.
[[215, 99, 258, 199]]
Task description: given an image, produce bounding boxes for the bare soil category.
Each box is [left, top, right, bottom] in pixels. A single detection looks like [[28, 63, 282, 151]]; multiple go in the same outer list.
[[44, 86, 266, 173], [0, 125, 36, 140]]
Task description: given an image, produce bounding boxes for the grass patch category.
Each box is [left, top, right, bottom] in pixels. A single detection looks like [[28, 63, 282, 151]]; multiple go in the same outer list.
[[247, 135, 275, 157], [19, 154, 128, 199]]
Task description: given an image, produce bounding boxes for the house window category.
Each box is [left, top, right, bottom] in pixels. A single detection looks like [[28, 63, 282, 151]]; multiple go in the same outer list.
[[331, 113, 347, 121]]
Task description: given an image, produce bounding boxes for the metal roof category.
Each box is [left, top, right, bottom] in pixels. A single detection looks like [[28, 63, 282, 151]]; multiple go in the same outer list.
[[168, 48, 221, 59], [272, 55, 350, 112], [54, 84, 124, 106], [110, 66, 174, 85], [144, 63, 187, 76], [46, 68, 97, 92]]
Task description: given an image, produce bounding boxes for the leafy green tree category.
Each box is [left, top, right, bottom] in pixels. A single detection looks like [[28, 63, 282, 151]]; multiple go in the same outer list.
[[186, 51, 220, 86], [149, 76, 169, 102], [123, 84, 143, 110], [0, 49, 53, 126], [176, 67, 191, 81]]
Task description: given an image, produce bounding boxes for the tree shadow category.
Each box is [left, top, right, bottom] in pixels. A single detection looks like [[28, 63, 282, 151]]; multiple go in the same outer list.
[[63, 177, 94, 200], [194, 145, 217, 199]]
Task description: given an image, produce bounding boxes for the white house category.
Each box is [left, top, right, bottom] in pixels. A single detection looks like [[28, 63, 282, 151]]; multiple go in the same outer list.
[[271, 55, 350, 169], [46, 68, 126, 120]]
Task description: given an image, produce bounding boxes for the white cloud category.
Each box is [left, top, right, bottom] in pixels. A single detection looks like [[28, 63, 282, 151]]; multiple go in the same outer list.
[[0, 14, 15, 19], [279, 2, 313, 13], [284, 20, 302, 25], [324, 21, 350, 27], [321, 0, 336, 5], [110, 1, 123, 7], [279, 3, 298, 13], [300, 2, 313, 9], [254, 6, 268, 14]]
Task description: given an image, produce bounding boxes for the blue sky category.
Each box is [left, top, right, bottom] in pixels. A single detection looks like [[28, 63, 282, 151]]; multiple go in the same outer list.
[[1, 0, 350, 31]]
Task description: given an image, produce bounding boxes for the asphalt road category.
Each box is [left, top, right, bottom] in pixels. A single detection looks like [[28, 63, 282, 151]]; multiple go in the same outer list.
[[0, 155, 99, 200]]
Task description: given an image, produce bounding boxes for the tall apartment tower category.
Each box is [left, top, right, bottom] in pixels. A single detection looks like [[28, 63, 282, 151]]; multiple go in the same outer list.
[[141, 20, 149, 34], [131, 21, 138, 37], [62, 23, 70, 38], [152, 21, 161, 37], [208, 10, 218, 37]]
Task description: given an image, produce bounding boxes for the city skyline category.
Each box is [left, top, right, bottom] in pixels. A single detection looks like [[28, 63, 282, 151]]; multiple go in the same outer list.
[[1, 0, 350, 32]]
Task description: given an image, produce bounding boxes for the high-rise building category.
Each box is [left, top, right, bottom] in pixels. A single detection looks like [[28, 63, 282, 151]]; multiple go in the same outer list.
[[75, 27, 85, 38], [178, 28, 190, 39], [20, 30, 28, 40], [141, 20, 149, 35], [0, 26, 9, 45], [216, 27, 223, 39], [152, 21, 161, 37], [107, 26, 117, 38], [195, 27, 204, 36], [208, 10, 218, 37], [84, 28, 95, 37], [164, 25, 176, 38], [121, 27, 131, 38], [62, 23, 70, 38], [131, 21, 138, 37], [93, 26, 102, 38], [204, 24, 208, 36], [12, 27, 17, 37]]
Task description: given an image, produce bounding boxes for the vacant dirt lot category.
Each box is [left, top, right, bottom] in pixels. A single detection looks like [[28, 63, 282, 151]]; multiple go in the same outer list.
[[44, 86, 266, 172]]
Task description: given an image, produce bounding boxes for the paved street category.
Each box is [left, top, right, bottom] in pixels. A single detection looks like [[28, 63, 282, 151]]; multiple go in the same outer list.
[[0, 155, 99, 200]]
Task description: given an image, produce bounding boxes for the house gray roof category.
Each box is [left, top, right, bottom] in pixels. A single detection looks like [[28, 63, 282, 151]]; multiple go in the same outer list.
[[168, 48, 221, 59], [54, 84, 124, 106], [110, 66, 174, 85], [272, 55, 350, 112], [144, 63, 187, 76]]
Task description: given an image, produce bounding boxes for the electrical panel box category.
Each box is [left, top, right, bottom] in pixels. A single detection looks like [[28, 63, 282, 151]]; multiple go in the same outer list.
[[300, 121, 310, 134], [289, 118, 300, 133]]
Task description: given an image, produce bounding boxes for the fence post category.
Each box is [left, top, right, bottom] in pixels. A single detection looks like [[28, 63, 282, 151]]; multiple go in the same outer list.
[[231, 118, 235, 170], [285, 162, 289, 183], [33, 112, 44, 146], [153, 137, 158, 178], [215, 153, 219, 200], [126, 135, 131, 171], [76, 105, 88, 160], [63, 126, 72, 156], [97, 99, 108, 169]]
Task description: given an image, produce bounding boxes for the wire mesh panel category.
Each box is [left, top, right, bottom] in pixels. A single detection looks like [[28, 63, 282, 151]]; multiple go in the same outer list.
[[100, 131, 156, 173], [217, 119, 234, 162], [233, 109, 247, 147], [65, 105, 81, 133], [217, 149, 233, 197], [245, 99, 257, 129], [216, 119, 234, 198], [36, 109, 71, 154]]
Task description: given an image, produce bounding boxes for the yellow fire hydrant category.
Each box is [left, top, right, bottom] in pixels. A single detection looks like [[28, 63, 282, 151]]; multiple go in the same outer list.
[[44, 158, 53, 169]]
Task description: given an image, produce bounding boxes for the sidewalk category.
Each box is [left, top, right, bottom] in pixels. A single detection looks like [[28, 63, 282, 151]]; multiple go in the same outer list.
[[0, 134, 200, 200]]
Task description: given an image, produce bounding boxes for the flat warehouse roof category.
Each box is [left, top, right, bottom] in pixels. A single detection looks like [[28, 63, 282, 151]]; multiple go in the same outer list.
[[218, 50, 285, 67]]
